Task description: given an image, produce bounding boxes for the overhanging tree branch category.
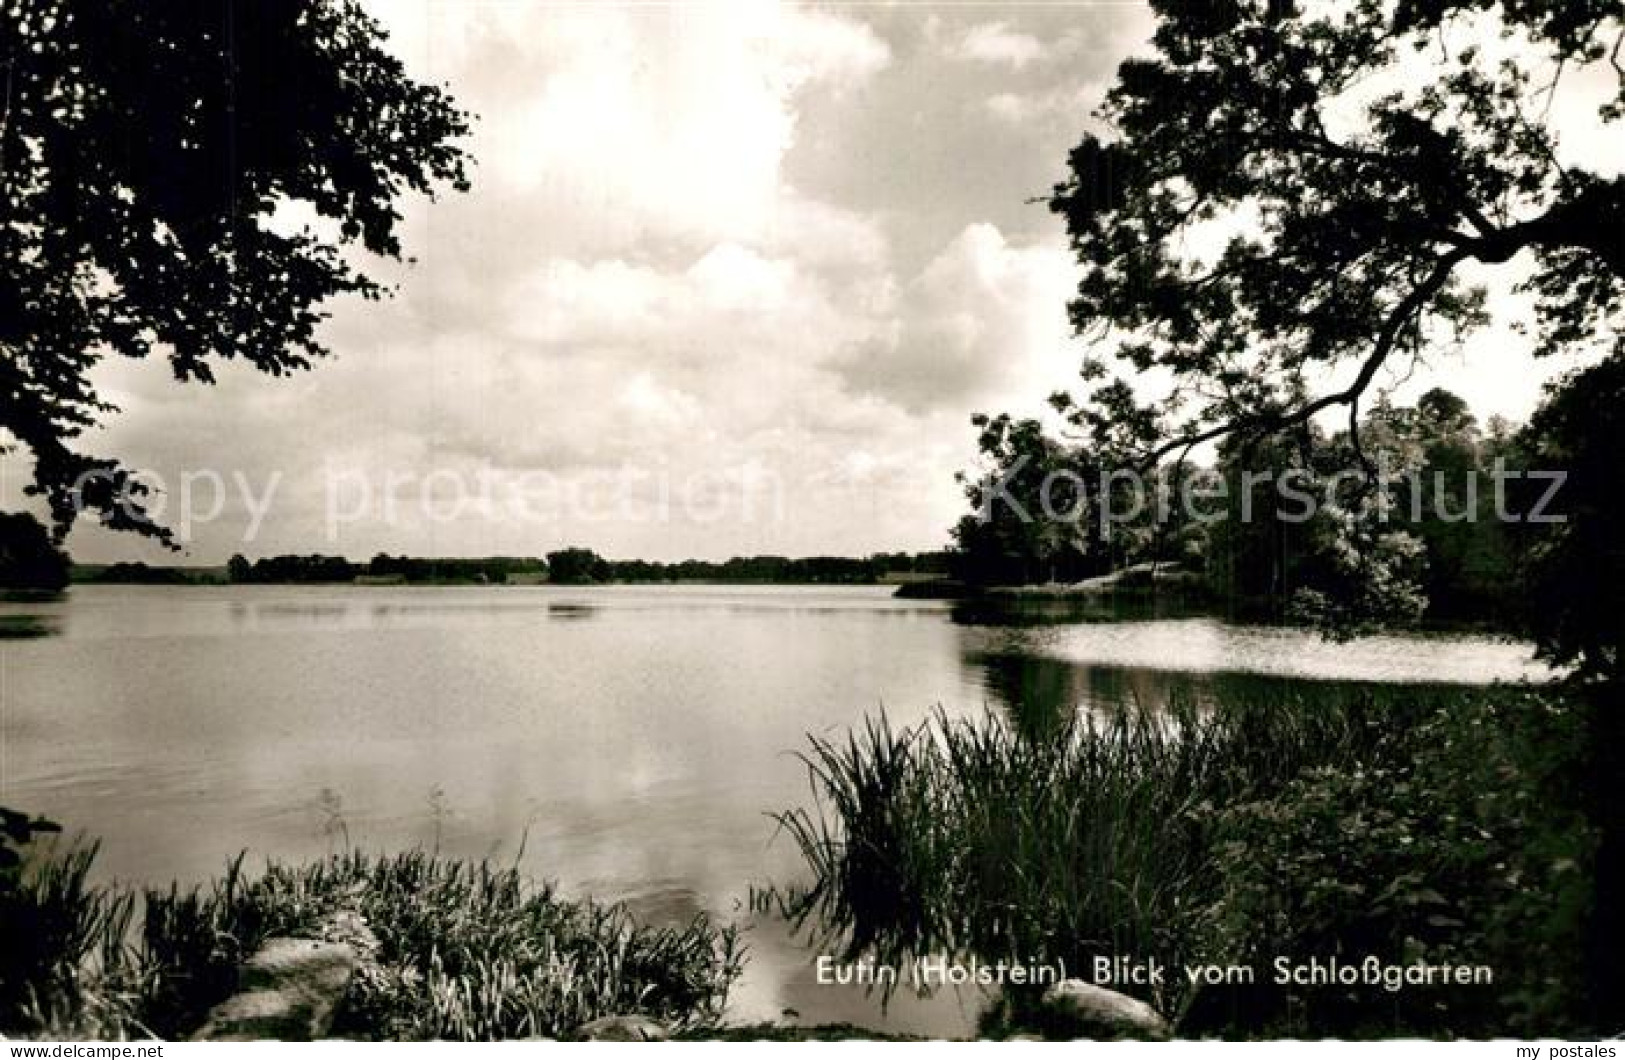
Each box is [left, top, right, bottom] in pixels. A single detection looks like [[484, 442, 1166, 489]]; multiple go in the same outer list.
[[1137, 249, 1471, 470]]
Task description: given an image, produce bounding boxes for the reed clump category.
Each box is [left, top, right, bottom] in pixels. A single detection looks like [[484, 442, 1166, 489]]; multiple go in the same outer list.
[[774, 683, 1598, 1037], [1, 848, 742, 1041]]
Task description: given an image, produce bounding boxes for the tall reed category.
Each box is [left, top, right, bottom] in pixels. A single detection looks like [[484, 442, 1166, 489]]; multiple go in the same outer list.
[[774, 685, 1420, 1017], [1, 846, 742, 1040]]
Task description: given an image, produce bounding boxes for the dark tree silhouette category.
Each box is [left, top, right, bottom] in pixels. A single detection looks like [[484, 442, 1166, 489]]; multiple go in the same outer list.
[[951, 414, 1097, 586], [0, 0, 471, 541], [545, 548, 610, 585], [1045, 0, 1622, 674], [1038, 0, 1624, 1018], [0, 512, 67, 591], [1513, 358, 1625, 684]]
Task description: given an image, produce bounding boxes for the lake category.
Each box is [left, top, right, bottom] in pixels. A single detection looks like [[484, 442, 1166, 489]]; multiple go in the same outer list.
[[0, 584, 1548, 1036]]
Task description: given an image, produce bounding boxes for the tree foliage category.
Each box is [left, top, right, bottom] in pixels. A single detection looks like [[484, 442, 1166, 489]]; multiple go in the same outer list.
[[1511, 359, 1625, 682], [1201, 389, 1525, 632], [0, 512, 67, 591], [1045, 0, 1623, 671], [544, 548, 611, 585], [0, 0, 472, 541], [952, 414, 1101, 585]]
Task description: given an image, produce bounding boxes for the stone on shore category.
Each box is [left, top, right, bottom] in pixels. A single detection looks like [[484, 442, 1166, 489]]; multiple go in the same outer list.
[[192, 938, 358, 1041], [1037, 979, 1172, 1040], [571, 1015, 670, 1041]]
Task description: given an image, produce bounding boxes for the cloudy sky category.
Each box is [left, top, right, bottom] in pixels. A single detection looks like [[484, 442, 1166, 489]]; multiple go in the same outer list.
[[18, 1, 1595, 564]]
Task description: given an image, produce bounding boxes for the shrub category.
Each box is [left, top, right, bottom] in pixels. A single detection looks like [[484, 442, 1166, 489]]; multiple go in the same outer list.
[[1197, 688, 1595, 1036]]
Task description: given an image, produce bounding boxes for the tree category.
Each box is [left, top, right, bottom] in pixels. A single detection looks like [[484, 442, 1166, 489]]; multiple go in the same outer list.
[[1045, 0, 1622, 674], [1, 0, 471, 542], [952, 413, 1104, 586], [226, 554, 252, 584], [1039, 0, 1625, 1017], [0, 512, 67, 591], [545, 548, 609, 585], [1511, 358, 1625, 685], [1366, 388, 1520, 623]]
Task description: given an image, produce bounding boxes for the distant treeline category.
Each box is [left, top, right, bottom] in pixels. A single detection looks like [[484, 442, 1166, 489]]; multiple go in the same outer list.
[[75, 549, 952, 586], [228, 553, 544, 585], [78, 562, 207, 585], [557, 550, 950, 585]]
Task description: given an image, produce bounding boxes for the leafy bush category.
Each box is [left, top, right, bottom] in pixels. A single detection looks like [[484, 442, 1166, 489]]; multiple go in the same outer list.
[[1198, 688, 1595, 1036]]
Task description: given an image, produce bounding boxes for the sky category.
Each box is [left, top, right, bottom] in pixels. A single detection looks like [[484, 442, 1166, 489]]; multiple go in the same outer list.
[[11, 0, 1607, 565]]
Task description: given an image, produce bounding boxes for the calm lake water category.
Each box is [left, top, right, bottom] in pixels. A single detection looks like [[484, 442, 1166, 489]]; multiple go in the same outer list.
[[0, 584, 1548, 1036]]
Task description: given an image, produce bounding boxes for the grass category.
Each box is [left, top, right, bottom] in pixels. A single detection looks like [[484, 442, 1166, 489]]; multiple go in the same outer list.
[[772, 682, 1601, 1037], [0, 848, 743, 1041]]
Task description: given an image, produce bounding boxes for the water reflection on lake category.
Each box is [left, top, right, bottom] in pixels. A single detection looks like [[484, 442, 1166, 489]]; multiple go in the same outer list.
[[0, 585, 1546, 1036]]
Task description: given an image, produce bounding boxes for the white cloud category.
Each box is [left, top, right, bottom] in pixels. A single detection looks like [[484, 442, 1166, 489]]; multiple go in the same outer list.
[[951, 22, 1046, 68], [617, 372, 703, 430], [461, 1, 891, 249], [841, 223, 1081, 414], [687, 243, 797, 313], [984, 83, 1099, 125], [503, 242, 875, 366]]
